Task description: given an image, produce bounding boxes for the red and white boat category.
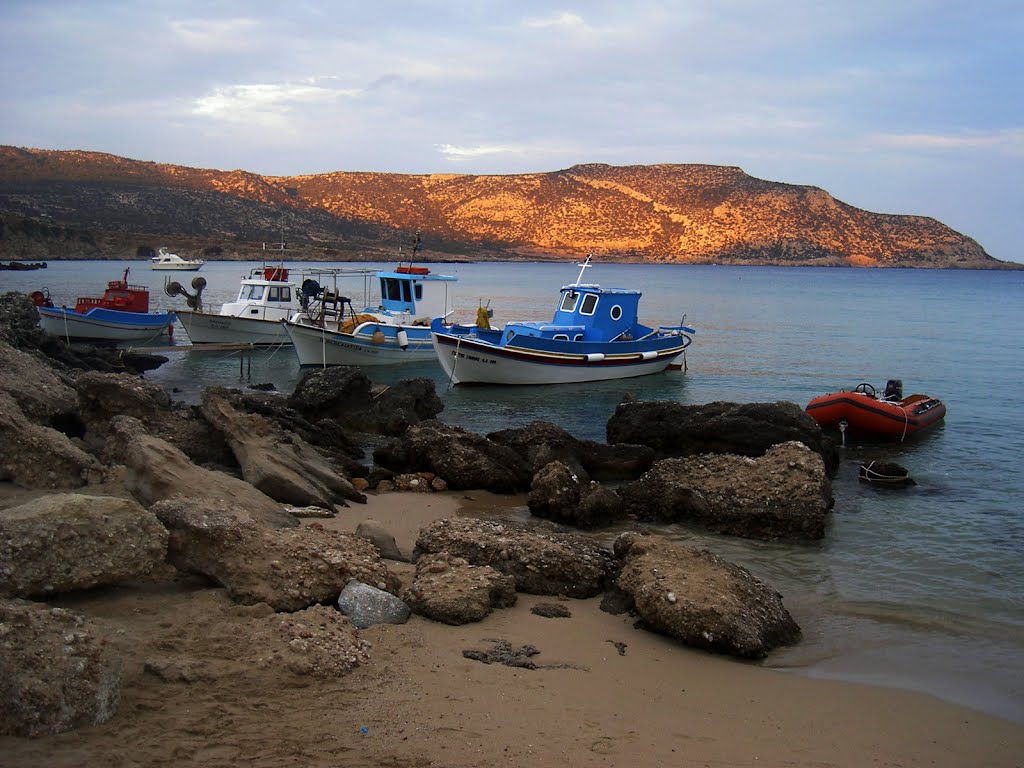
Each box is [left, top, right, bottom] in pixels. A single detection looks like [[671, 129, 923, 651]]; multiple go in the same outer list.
[[805, 380, 946, 441]]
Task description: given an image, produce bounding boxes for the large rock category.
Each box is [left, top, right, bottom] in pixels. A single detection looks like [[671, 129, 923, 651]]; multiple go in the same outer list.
[[200, 388, 365, 508], [413, 517, 614, 598], [0, 493, 169, 598], [614, 533, 801, 659], [527, 460, 625, 529], [104, 415, 298, 529], [0, 598, 122, 737], [606, 400, 839, 475], [489, 420, 656, 481], [403, 552, 517, 625], [0, 391, 102, 489], [152, 498, 399, 611], [0, 339, 78, 426], [374, 420, 530, 493], [618, 441, 832, 541], [76, 372, 233, 467], [287, 367, 442, 436]]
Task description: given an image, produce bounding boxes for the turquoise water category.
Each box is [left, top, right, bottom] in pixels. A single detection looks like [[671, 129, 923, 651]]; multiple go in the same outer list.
[[4, 259, 1023, 722]]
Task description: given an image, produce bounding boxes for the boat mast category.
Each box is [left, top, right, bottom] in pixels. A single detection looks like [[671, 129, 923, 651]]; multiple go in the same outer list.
[[573, 253, 593, 285]]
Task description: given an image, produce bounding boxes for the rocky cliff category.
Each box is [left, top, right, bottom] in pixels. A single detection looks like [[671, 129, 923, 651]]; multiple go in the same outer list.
[[0, 146, 1009, 268]]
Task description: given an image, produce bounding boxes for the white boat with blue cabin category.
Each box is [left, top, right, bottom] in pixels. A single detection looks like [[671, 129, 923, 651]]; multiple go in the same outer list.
[[430, 255, 694, 385], [284, 261, 458, 367]]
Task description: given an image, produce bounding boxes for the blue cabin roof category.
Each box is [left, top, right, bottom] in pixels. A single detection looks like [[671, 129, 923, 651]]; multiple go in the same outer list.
[[548, 283, 642, 340], [376, 267, 457, 317]]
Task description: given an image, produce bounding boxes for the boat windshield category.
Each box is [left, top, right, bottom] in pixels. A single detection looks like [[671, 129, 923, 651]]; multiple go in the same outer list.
[[241, 285, 266, 301], [560, 290, 579, 312]]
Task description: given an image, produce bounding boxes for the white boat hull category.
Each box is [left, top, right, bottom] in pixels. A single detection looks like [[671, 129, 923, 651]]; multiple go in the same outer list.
[[37, 307, 174, 344], [432, 333, 685, 385], [285, 321, 435, 366], [177, 311, 291, 346], [151, 263, 203, 271]]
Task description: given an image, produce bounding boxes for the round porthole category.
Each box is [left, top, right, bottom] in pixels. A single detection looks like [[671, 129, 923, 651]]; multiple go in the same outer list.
[[610, 305, 622, 320]]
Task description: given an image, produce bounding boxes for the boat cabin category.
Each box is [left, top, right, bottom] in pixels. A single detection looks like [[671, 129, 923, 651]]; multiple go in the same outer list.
[[220, 267, 299, 320], [503, 284, 647, 343], [74, 269, 151, 313], [377, 266, 457, 322]]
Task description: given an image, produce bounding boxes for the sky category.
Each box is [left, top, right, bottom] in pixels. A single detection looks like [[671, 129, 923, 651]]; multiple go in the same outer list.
[[1, 1, 1022, 262]]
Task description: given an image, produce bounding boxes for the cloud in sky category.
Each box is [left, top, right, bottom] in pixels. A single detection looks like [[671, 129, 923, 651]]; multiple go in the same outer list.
[[0, 0, 1021, 259]]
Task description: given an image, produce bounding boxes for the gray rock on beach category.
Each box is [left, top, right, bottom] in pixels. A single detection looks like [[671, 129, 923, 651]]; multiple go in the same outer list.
[[527, 459, 625, 529], [355, 519, 408, 561], [0, 493, 169, 598], [337, 579, 411, 629], [0, 598, 123, 737]]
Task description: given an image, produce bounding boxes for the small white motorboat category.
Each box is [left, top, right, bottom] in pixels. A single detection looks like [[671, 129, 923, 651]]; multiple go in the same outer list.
[[151, 247, 204, 271]]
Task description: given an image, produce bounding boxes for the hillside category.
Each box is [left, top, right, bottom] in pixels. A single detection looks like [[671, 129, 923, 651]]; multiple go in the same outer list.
[[0, 146, 1010, 268]]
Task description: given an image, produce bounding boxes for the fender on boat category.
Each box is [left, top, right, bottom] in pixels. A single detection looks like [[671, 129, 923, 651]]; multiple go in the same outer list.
[[397, 329, 409, 350]]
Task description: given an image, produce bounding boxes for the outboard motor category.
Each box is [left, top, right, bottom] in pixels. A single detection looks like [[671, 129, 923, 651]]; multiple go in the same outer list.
[[884, 379, 903, 401]]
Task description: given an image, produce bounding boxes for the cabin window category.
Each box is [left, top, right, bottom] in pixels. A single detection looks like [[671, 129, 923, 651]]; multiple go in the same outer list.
[[402, 281, 412, 303], [268, 287, 289, 302], [574, 334, 583, 341], [242, 285, 265, 301], [415, 284, 422, 300], [381, 277, 401, 301], [560, 291, 579, 312], [610, 304, 622, 321], [553, 334, 569, 341], [580, 293, 598, 315]]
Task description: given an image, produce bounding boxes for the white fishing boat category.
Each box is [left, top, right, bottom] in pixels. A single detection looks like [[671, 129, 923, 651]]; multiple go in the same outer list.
[[170, 267, 305, 346], [284, 262, 457, 366], [150, 247, 204, 271], [430, 255, 694, 385]]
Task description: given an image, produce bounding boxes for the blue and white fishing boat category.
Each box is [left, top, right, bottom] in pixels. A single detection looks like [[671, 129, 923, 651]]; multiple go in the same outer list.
[[33, 268, 176, 345], [283, 240, 458, 366], [430, 255, 694, 385]]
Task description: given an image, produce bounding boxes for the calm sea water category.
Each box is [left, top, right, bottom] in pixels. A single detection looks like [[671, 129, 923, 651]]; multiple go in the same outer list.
[[4, 258, 1023, 722]]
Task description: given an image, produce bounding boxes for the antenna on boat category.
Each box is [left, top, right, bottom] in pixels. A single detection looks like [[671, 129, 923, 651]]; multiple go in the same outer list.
[[573, 253, 593, 285]]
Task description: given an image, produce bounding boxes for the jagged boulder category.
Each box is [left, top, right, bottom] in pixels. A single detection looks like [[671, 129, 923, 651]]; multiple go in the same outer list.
[[488, 420, 655, 481], [413, 517, 614, 598], [527, 460, 625, 529], [0, 598, 123, 736], [606, 400, 840, 475], [76, 372, 232, 466], [374, 420, 530, 493], [0, 339, 78, 426], [614, 533, 801, 659], [403, 553, 517, 625], [0, 493, 169, 598], [103, 415, 298, 529], [200, 388, 365, 508], [618, 441, 832, 540], [152, 498, 399, 611], [0, 391, 102, 489], [288, 367, 444, 436]]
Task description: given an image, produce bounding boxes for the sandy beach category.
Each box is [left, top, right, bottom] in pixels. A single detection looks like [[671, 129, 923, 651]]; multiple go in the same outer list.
[[1, 486, 1021, 768]]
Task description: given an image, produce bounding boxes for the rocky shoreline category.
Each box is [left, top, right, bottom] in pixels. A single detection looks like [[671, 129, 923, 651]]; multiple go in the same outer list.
[[1, 288, 839, 737]]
